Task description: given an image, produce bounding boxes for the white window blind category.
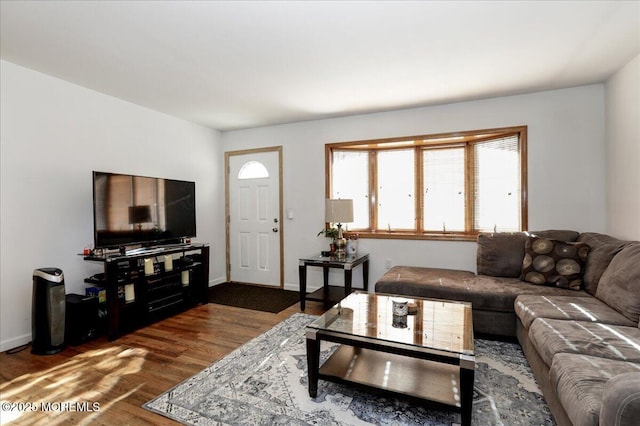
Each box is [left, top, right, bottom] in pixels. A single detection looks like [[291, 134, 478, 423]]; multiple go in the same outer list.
[[332, 150, 370, 229], [377, 149, 415, 230], [473, 136, 520, 232], [423, 147, 465, 232]]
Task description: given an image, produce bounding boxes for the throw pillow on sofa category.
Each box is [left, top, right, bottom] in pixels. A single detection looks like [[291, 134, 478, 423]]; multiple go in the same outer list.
[[521, 236, 590, 290], [477, 232, 528, 277], [596, 243, 640, 323], [477, 230, 579, 278]]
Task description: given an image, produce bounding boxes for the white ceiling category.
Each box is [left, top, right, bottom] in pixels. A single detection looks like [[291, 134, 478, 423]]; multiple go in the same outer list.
[[1, 1, 638, 131]]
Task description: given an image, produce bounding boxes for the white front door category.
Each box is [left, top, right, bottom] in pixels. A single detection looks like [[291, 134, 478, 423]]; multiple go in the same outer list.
[[227, 148, 282, 287]]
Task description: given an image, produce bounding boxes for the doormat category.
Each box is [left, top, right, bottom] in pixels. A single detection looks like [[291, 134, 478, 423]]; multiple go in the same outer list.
[[208, 282, 299, 313]]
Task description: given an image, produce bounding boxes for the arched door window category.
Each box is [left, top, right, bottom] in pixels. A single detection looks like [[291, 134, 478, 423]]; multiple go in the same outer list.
[[237, 161, 269, 180]]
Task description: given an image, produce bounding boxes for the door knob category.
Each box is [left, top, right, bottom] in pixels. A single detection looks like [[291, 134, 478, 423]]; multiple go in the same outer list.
[[272, 227, 279, 233]]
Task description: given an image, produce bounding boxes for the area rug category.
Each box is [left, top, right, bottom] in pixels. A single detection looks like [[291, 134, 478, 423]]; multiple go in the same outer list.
[[144, 313, 555, 425], [208, 282, 300, 313]]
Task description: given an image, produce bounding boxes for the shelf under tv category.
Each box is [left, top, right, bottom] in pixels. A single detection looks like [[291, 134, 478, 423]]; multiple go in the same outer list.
[[83, 243, 210, 340]]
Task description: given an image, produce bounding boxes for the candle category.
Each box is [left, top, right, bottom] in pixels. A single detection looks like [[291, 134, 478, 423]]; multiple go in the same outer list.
[[124, 284, 135, 302], [181, 270, 190, 286], [144, 258, 154, 275]]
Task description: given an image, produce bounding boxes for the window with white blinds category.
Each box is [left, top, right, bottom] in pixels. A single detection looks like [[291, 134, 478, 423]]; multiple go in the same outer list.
[[331, 150, 370, 229], [326, 126, 527, 241], [473, 137, 521, 232], [423, 146, 466, 232], [377, 149, 415, 230]]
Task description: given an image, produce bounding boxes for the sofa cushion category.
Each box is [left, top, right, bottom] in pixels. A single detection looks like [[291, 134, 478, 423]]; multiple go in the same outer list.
[[375, 266, 476, 287], [550, 353, 640, 426], [476, 230, 579, 278], [515, 295, 635, 329], [577, 232, 627, 247], [521, 237, 590, 290], [528, 318, 640, 366], [376, 266, 590, 314], [599, 372, 640, 426], [578, 232, 630, 296], [477, 232, 527, 277], [596, 243, 640, 323], [531, 229, 580, 242]]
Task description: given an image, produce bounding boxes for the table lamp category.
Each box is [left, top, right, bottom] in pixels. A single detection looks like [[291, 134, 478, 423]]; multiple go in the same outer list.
[[325, 199, 353, 258]]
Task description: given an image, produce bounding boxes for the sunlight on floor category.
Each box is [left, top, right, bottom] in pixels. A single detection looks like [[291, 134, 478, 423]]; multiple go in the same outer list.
[[0, 346, 147, 424]]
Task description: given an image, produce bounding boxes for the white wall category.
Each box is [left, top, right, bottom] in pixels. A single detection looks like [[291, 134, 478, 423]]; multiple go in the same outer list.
[[222, 85, 607, 293], [605, 54, 640, 240], [0, 58, 616, 351], [0, 60, 225, 351]]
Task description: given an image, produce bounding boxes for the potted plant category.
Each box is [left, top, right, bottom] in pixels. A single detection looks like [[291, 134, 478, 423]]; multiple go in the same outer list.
[[317, 226, 339, 239], [317, 226, 339, 255]]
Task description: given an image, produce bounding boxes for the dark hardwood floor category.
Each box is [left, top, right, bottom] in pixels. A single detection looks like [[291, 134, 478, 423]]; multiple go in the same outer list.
[[0, 301, 326, 425]]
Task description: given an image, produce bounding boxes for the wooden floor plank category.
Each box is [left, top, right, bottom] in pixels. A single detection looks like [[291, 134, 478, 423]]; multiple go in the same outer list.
[[0, 301, 326, 425]]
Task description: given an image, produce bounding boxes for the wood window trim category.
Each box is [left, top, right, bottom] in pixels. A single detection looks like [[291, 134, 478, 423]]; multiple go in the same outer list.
[[325, 126, 528, 241]]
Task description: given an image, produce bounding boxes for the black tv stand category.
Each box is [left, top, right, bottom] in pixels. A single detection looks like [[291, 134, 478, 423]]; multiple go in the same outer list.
[[84, 243, 209, 340]]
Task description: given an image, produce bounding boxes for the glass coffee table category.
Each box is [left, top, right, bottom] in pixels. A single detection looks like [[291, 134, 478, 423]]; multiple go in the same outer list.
[[305, 291, 475, 426]]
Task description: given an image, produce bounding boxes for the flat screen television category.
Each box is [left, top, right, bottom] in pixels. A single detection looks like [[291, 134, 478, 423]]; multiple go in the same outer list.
[[92, 171, 196, 249]]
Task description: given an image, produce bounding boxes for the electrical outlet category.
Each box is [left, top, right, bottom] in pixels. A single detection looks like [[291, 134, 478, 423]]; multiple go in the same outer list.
[[385, 258, 392, 269]]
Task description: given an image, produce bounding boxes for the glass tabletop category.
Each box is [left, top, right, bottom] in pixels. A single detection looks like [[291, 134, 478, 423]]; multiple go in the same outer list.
[[299, 252, 369, 265], [307, 291, 474, 356]]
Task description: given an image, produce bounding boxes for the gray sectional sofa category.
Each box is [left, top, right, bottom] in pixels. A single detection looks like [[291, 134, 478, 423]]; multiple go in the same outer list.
[[375, 231, 640, 426]]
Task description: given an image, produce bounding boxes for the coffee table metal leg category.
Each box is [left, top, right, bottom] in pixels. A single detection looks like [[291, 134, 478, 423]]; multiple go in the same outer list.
[[460, 354, 475, 426], [306, 334, 320, 398]]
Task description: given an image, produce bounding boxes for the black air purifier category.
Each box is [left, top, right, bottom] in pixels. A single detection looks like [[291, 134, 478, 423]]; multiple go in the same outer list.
[[32, 268, 66, 355]]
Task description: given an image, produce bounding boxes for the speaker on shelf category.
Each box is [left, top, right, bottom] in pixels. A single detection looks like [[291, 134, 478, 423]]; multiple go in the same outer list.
[[31, 268, 66, 355]]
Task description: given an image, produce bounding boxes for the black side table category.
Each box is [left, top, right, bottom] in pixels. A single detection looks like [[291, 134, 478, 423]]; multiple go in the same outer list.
[[298, 253, 369, 310]]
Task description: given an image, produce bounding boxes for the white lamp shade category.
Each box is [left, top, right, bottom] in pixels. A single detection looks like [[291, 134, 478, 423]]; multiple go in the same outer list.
[[325, 199, 354, 223]]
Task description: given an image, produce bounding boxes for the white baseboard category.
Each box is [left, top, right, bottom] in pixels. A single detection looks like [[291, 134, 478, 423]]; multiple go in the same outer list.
[[283, 282, 300, 292], [208, 277, 227, 287], [1, 333, 31, 353], [284, 282, 324, 293]]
